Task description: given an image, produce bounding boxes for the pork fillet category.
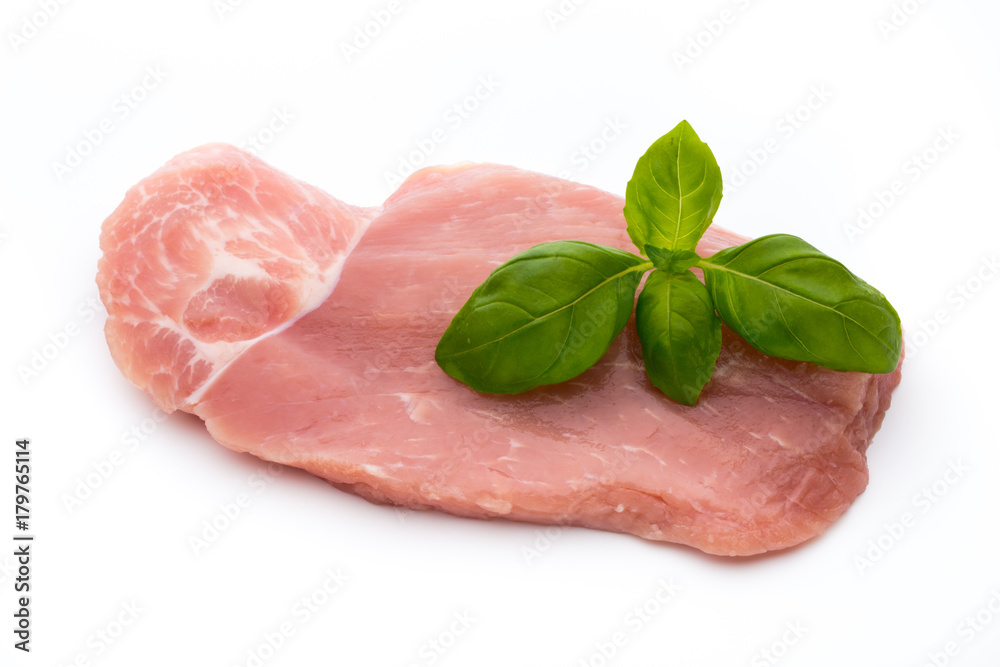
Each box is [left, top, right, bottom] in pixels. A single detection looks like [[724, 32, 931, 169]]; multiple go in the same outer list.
[[98, 145, 902, 556]]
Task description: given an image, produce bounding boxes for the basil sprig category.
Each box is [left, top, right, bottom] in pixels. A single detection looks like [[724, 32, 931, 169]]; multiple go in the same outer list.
[[700, 234, 902, 373], [435, 120, 902, 405], [435, 241, 651, 394], [624, 120, 723, 255], [635, 269, 721, 405]]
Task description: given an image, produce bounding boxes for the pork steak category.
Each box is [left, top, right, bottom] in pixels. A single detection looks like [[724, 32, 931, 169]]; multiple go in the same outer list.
[[97, 144, 902, 556]]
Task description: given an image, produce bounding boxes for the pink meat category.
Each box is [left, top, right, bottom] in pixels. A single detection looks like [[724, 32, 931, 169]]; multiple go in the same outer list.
[[97, 143, 375, 412], [98, 144, 902, 556]]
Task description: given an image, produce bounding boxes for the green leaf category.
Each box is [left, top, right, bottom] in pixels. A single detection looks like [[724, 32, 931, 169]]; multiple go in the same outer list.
[[436, 241, 651, 394], [700, 234, 902, 373], [624, 120, 723, 255], [636, 270, 722, 406], [645, 246, 701, 274]]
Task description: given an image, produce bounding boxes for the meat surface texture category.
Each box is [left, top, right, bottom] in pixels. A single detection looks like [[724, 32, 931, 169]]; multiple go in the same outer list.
[[98, 145, 902, 556], [97, 143, 375, 412]]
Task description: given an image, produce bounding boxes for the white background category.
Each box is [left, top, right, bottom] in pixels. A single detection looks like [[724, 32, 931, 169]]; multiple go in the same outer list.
[[2, 0, 1000, 665]]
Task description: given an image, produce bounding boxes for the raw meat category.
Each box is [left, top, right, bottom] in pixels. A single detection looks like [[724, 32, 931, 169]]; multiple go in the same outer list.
[[97, 144, 902, 556], [97, 143, 375, 412]]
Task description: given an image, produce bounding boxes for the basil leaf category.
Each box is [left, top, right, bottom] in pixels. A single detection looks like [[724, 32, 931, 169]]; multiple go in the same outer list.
[[636, 270, 721, 406], [624, 120, 723, 254], [701, 234, 902, 373], [645, 246, 701, 274], [436, 241, 651, 394]]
